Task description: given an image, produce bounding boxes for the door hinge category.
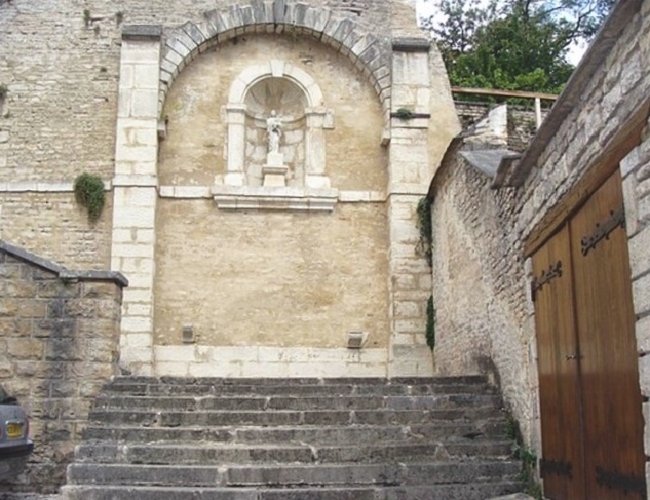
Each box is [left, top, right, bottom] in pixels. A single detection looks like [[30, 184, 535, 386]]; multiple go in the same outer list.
[[540, 457, 573, 478], [531, 260, 563, 301], [596, 466, 647, 497], [581, 206, 625, 257]]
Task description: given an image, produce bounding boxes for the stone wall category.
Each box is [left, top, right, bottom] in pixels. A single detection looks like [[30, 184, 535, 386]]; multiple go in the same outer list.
[[0, 241, 126, 493], [430, 137, 537, 448], [428, 0, 650, 479], [0, 0, 460, 378]]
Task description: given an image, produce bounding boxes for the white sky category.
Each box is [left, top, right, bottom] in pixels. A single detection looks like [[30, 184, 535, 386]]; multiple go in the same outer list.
[[415, 0, 587, 66]]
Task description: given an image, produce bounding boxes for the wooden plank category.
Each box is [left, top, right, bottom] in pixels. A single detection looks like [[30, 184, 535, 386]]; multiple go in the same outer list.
[[524, 97, 650, 257], [533, 225, 585, 500], [450, 86, 559, 101], [569, 169, 645, 500]]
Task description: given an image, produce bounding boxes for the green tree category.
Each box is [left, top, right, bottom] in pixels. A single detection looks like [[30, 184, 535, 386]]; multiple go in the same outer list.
[[424, 0, 614, 93]]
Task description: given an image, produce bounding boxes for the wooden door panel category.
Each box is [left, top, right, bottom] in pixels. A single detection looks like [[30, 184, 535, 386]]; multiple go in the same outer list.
[[533, 224, 585, 500], [569, 169, 645, 500]]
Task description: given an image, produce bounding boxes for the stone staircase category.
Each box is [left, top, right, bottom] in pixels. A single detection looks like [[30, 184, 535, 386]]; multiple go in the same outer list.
[[61, 376, 524, 500]]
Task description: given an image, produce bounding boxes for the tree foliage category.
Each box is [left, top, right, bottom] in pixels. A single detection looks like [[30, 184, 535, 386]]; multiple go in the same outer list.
[[423, 0, 614, 94]]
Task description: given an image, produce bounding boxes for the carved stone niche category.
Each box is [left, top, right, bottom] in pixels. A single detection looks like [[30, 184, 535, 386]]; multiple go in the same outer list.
[[213, 60, 337, 212]]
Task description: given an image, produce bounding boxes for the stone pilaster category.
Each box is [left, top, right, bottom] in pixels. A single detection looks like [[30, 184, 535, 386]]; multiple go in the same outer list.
[[387, 39, 434, 377], [111, 26, 162, 376]]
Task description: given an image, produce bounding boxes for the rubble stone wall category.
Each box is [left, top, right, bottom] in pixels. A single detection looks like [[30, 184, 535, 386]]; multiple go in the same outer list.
[[429, 0, 650, 464], [0, 242, 125, 493]]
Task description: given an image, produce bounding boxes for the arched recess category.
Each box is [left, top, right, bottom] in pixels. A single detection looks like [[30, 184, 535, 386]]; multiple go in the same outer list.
[[157, 2, 391, 124], [223, 61, 330, 190]]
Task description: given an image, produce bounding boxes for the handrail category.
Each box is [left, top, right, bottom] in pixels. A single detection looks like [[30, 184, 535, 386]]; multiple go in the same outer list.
[[450, 86, 559, 101]]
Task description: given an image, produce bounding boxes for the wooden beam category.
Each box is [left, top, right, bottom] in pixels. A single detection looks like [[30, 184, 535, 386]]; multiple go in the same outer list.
[[451, 86, 559, 101], [523, 97, 650, 257]]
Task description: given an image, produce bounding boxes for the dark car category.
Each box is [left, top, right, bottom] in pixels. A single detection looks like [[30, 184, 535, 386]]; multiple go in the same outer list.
[[0, 384, 33, 481]]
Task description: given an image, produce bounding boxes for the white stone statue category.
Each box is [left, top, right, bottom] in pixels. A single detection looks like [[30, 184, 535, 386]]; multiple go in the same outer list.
[[266, 110, 282, 153]]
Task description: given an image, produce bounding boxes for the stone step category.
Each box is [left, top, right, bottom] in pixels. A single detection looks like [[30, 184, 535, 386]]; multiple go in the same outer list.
[[91, 394, 502, 412], [61, 483, 523, 500], [107, 376, 489, 388], [88, 406, 503, 427], [67, 461, 521, 487], [81, 421, 507, 445], [74, 440, 513, 465], [103, 382, 495, 397]]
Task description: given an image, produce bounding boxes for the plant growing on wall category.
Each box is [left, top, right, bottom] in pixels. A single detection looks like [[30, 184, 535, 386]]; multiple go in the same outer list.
[[426, 295, 435, 350], [416, 196, 433, 267], [394, 107, 416, 120], [0, 83, 8, 101], [74, 173, 105, 222]]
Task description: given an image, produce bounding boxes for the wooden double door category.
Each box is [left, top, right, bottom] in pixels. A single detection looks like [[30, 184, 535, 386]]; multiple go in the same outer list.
[[533, 169, 646, 500]]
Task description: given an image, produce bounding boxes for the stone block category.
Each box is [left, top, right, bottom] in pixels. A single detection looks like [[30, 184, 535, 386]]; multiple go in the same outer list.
[[636, 314, 650, 354], [124, 333, 152, 348], [120, 43, 161, 66], [121, 288, 154, 305], [7, 338, 43, 360], [121, 315, 152, 334], [112, 207, 156, 229], [133, 64, 161, 90], [130, 89, 160, 118], [628, 226, 650, 278]]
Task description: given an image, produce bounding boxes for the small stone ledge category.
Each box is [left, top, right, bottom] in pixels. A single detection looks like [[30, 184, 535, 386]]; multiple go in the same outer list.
[[122, 24, 163, 41], [212, 185, 338, 212], [459, 149, 522, 180], [0, 240, 128, 287], [391, 37, 431, 52], [60, 270, 129, 287]]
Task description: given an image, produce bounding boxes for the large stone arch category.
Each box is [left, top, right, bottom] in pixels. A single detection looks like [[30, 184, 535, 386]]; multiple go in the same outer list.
[[111, 3, 458, 378], [157, 2, 391, 121]]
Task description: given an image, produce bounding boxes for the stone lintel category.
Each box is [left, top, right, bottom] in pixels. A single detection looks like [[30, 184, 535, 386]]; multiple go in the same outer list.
[[392, 37, 430, 53], [122, 24, 163, 41]]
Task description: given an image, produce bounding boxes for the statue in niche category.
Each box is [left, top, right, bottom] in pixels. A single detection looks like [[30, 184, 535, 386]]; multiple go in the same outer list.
[[266, 110, 282, 154]]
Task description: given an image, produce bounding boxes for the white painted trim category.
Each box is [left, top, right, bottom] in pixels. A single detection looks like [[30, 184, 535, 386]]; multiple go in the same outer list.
[[154, 345, 389, 378]]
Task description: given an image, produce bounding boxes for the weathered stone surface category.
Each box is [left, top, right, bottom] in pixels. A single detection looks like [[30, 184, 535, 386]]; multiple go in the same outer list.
[[62, 377, 522, 499], [0, 244, 125, 493]]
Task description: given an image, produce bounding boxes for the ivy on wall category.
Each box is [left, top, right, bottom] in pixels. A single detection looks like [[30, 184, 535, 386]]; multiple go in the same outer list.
[[417, 196, 436, 350], [416, 196, 432, 267]]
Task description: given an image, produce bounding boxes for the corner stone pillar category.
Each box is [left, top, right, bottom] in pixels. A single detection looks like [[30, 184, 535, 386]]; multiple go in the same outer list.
[[111, 25, 162, 376], [387, 38, 434, 377]]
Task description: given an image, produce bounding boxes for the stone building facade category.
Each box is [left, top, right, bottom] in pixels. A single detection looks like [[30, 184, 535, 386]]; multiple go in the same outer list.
[[0, 0, 460, 378], [428, 0, 650, 495]]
